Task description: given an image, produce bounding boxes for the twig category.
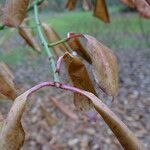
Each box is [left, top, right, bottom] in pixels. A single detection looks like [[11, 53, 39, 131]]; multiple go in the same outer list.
[[34, 3, 59, 82]]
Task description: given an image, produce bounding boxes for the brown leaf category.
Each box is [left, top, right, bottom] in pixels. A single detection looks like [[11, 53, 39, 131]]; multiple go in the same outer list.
[[50, 96, 78, 120], [79, 90, 145, 150], [84, 35, 119, 97], [93, 0, 110, 23], [135, 0, 150, 18], [121, 0, 136, 8], [3, 0, 29, 27], [42, 23, 69, 57], [0, 91, 29, 150], [67, 34, 92, 63], [0, 62, 18, 100], [19, 27, 42, 52], [63, 52, 97, 111], [66, 0, 78, 10], [40, 104, 58, 126]]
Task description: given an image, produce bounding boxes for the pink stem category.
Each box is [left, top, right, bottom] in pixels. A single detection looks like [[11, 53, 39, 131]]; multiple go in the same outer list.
[[27, 81, 84, 98], [66, 32, 84, 41]]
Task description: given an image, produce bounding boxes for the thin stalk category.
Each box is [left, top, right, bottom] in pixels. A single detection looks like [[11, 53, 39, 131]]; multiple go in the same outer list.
[[34, 4, 59, 82], [48, 38, 67, 47], [48, 33, 84, 47]]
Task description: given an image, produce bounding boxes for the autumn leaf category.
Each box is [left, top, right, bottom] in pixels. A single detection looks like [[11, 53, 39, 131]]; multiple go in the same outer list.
[[79, 90, 145, 150], [67, 33, 92, 63], [63, 52, 97, 111], [3, 0, 29, 27], [121, 0, 150, 18], [93, 0, 110, 23], [0, 91, 29, 150], [66, 0, 78, 10], [135, 0, 150, 18], [42, 23, 69, 57], [0, 62, 18, 100], [19, 27, 41, 52], [84, 35, 119, 97]]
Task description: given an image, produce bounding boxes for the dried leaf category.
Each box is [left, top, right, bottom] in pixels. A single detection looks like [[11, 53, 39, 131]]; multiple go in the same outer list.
[[93, 0, 110, 23], [19, 27, 41, 52], [0, 62, 17, 100], [121, 0, 136, 8], [135, 0, 150, 18], [40, 104, 58, 126], [63, 52, 97, 111], [42, 23, 69, 57], [67, 34, 92, 63], [79, 90, 145, 150], [66, 0, 78, 10], [0, 91, 29, 150], [50, 96, 78, 120], [84, 35, 119, 97], [3, 0, 29, 27]]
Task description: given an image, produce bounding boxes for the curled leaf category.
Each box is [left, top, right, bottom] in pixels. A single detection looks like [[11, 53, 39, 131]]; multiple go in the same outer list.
[[63, 52, 97, 111], [135, 0, 150, 18], [66, 0, 78, 10], [93, 0, 110, 23], [0, 91, 29, 150], [3, 0, 29, 27], [42, 23, 69, 57], [121, 0, 150, 18], [19, 27, 41, 52], [67, 33, 92, 63], [0, 62, 17, 100], [84, 35, 119, 97], [80, 91, 146, 150]]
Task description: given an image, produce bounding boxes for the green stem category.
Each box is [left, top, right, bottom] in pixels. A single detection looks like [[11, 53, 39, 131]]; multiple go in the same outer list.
[[34, 4, 59, 82], [48, 38, 67, 47]]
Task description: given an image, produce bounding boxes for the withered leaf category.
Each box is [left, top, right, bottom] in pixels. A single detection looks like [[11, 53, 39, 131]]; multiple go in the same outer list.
[[67, 33, 92, 63], [3, 0, 29, 27], [93, 0, 110, 23], [63, 52, 97, 111], [42, 23, 69, 57], [79, 90, 145, 150], [0, 91, 29, 150], [84, 35, 119, 97], [19, 27, 41, 52], [0, 62, 17, 100], [66, 0, 78, 10], [135, 0, 150, 18]]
